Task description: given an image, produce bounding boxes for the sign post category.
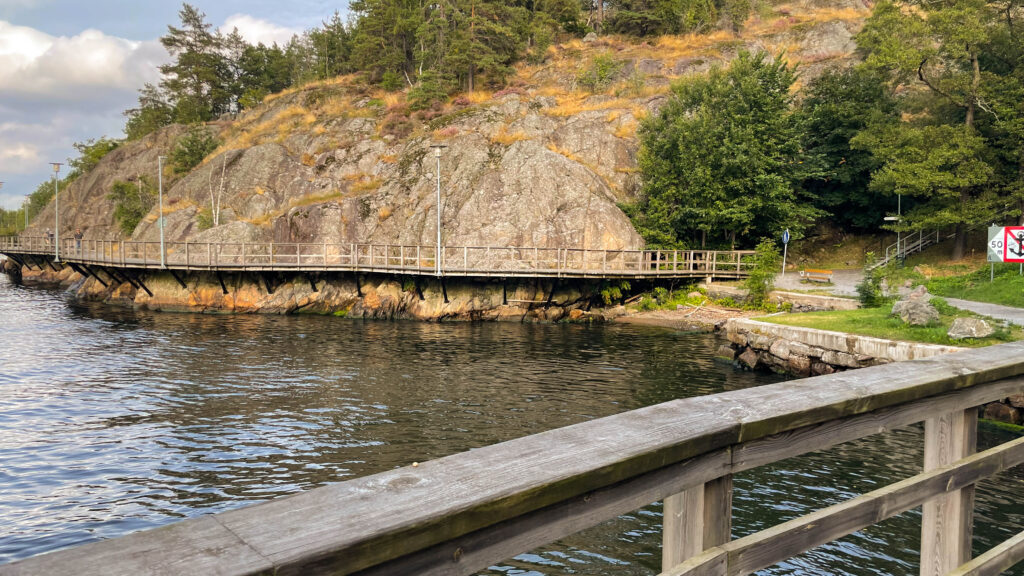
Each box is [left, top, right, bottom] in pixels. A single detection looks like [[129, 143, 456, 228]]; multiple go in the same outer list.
[[781, 229, 790, 278]]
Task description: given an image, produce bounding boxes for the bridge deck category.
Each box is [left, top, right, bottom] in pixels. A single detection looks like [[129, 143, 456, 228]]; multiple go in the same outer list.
[[0, 237, 755, 280]]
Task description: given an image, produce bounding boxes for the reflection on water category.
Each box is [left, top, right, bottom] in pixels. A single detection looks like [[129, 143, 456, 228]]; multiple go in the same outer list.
[[0, 274, 1021, 574]]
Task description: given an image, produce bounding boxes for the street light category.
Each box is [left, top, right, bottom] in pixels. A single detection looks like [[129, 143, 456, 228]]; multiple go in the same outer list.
[[883, 194, 902, 261], [158, 155, 166, 267], [430, 144, 447, 276], [51, 163, 62, 262]]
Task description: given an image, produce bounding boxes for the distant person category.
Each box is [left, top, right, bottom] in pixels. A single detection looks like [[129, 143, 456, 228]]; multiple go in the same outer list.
[[74, 229, 83, 252], [46, 228, 53, 246]]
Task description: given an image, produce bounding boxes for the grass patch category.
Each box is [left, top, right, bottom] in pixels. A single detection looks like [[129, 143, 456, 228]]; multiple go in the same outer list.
[[980, 418, 1024, 435], [928, 264, 1024, 308], [757, 306, 1019, 348]]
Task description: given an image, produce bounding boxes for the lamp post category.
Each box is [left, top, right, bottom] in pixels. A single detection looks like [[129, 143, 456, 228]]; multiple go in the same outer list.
[[430, 144, 447, 276], [158, 155, 166, 268], [51, 163, 62, 262], [25, 194, 29, 230]]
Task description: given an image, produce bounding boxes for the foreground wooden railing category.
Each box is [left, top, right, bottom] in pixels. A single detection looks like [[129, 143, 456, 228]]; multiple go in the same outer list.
[[0, 236, 754, 279], [2, 344, 1024, 576]]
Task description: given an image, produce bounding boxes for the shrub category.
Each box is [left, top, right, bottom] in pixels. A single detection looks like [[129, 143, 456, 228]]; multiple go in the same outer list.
[[856, 252, 885, 307], [408, 71, 453, 111], [172, 124, 220, 174], [577, 54, 622, 93], [108, 177, 155, 236], [600, 280, 631, 305], [744, 239, 781, 307], [380, 113, 413, 139]]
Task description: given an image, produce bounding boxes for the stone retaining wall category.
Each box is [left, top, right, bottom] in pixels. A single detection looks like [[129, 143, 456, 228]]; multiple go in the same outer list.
[[722, 318, 1023, 428], [721, 318, 964, 376]]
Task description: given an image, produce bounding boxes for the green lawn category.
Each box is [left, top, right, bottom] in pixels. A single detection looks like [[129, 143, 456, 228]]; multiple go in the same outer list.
[[927, 266, 1024, 308], [756, 305, 1019, 348]]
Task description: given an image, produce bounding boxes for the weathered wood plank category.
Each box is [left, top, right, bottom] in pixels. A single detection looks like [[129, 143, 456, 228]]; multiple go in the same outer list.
[[921, 408, 977, 576], [663, 486, 706, 570], [947, 530, 1024, 576], [0, 516, 272, 576], [733, 377, 1024, 473], [355, 450, 731, 576], [667, 435, 1024, 576]]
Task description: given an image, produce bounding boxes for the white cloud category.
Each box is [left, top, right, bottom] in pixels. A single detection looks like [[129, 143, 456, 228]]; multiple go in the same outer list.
[[0, 21, 165, 104], [222, 14, 300, 47]]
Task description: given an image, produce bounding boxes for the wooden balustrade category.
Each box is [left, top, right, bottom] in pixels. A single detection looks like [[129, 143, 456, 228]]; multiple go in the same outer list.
[[0, 236, 755, 280], [1, 344, 1023, 576]]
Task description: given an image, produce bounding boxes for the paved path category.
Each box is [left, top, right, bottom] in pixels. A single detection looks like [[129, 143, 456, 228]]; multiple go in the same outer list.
[[942, 298, 1024, 327]]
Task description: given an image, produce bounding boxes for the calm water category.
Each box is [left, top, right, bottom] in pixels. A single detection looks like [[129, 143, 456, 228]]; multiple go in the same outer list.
[[0, 273, 1021, 575]]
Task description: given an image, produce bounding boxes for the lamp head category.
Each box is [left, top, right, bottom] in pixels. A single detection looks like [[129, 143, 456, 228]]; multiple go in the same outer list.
[[430, 144, 447, 158], [50, 162, 62, 174]]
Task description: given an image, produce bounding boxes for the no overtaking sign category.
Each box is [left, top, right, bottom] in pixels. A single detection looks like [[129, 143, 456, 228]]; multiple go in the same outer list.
[[988, 226, 1024, 263]]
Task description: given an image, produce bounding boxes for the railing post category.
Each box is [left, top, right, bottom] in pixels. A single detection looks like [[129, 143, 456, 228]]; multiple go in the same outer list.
[[920, 408, 977, 576], [464, 246, 468, 270], [662, 474, 733, 572]]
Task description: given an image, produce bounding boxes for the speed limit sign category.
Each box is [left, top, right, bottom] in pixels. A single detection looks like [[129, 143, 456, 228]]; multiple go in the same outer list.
[[989, 226, 1005, 262]]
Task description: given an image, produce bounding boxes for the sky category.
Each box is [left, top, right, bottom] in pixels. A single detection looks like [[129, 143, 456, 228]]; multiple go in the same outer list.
[[0, 0, 348, 210]]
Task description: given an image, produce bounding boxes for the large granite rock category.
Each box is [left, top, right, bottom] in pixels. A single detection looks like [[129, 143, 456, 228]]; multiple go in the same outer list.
[[891, 286, 939, 326], [947, 317, 994, 340]]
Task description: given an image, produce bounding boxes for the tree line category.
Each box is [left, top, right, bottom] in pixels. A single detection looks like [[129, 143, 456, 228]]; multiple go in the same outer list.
[[124, 0, 758, 139], [629, 0, 1024, 258]]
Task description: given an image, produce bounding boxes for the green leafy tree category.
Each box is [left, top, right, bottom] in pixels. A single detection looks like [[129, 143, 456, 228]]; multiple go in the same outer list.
[[857, 0, 1001, 258], [108, 177, 156, 236], [629, 50, 819, 249], [852, 123, 996, 240], [159, 3, 230, 122], [171, 124, 220, 174], [799, 66, 898, 230], [124, 84, 174, 141]]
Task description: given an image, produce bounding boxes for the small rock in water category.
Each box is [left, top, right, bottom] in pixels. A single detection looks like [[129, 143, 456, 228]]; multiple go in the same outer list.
[[947, 317, 994, 339]]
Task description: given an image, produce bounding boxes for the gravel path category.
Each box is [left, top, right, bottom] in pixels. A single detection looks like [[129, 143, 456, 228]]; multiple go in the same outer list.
[[774, 269, 863, 297], [940, 298, 1024, 327]]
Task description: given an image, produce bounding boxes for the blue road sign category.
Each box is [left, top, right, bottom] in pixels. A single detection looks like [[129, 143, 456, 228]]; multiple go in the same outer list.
[[782, 229, 790, 244]]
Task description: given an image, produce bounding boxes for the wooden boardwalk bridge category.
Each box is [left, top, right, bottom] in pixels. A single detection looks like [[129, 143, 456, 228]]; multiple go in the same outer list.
[[1, 343, 1023, 575], [0, 236, 754, 281]]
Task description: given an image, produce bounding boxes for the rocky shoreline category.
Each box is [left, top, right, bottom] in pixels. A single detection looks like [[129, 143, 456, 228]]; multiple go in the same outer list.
[[8, 262, 622, 322]]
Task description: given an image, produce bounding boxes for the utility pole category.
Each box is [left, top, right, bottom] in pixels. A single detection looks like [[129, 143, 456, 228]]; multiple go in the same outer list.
[[51, 163, 62, 262]]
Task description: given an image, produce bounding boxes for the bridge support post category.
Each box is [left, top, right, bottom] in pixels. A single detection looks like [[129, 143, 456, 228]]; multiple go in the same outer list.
[[920, 408, 977, 576], [662, 473, 732, 572]]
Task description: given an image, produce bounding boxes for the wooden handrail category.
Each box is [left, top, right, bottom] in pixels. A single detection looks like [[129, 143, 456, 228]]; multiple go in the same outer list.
[[1, 344, 1024, 576], [0, 236, 756, 279]]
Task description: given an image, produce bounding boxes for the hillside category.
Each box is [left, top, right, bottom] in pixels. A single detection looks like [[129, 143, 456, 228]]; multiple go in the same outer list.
[[29, 0, 870, 250]]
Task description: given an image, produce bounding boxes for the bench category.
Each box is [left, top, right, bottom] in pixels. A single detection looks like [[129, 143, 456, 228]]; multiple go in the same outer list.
[[799, 268, 833, 283]]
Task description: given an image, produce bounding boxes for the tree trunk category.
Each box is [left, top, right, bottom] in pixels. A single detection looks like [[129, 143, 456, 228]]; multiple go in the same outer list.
[[597, 0, 604, 33], [952, 223, 966, 260]]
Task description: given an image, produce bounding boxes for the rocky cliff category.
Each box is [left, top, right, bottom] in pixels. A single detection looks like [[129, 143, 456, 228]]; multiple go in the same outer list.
[[28, 0, 869, 253]]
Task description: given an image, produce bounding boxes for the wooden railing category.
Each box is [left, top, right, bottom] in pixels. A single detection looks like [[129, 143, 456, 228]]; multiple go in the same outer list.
[[2, 344, 1024, 576], [0, 236, 754, 279]]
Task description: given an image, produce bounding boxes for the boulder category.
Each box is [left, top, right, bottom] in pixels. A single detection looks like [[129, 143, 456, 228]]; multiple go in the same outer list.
[[738, 348, 759, 369], [715, 345, 737, 362], [787, 354, 811, 377], [947, 317, 994, 339], [1008, 394, 1024, 409], [984, 402, 1021, 425], [891, 287, 939, 326]]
